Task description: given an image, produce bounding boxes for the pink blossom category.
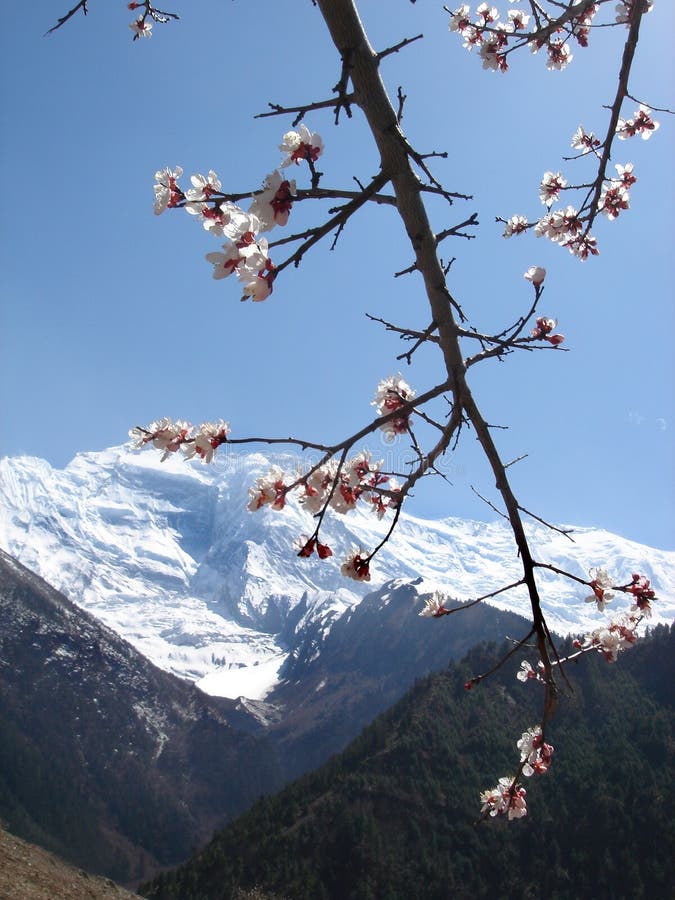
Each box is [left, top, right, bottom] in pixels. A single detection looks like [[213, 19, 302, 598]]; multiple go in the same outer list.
[[616, 105, 660, 141], [523, 265, 546, 286], [185, 170, 222, 203], [584, 568, 615, 612], [447, 5, 471, 32], [129, 17, 152, 39], [480, 777, 527, 820], [539, 172, 567, 207], [628, 573, 655, 616], [507, 9, 530, 30], [128, 418, 190, 461], [480, 39, 508, 72], [546, 40, 573, 71], [182, 420, 229, 463], [240, 265, 275, 302], [476, 3, 498, 24], [188, 201, 245, 238], [247, 467, 288, 512], [534, 206, 582, 244], [599, 185, 630, 221], [571, 126, 601, 154], [576, 612, 643, 662], [279, 125, 323, 167], [615, 0, 654, 26], [419, 592, 452, 618], [517, 726, 554, 777], [249, 171, 297, 231], [503, 215, 528, 238], [614, 163, 637, 188], [530, 316, 564, 346], [516, 660, 541, 683], [372, 374, 415, 442], [562, 232, 599, 260], [153, 166, 184, 215], [299, 462, 338, 515], [205, 244, 243, 280], [341, 551, 371, 582]]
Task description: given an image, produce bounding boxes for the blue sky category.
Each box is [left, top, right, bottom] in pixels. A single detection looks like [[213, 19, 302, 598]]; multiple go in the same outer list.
[[1, 1, 673, 549]]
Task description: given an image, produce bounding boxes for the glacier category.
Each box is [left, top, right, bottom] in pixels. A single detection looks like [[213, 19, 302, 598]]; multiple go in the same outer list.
[[1, 444, 673, 700]]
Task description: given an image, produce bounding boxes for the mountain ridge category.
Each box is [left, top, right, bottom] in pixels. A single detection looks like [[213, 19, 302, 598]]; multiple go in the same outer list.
[[1, 444, 673, 703]]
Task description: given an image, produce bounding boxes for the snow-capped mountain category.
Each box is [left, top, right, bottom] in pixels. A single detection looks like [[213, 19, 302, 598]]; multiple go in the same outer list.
[[1, 445, 672, 700]]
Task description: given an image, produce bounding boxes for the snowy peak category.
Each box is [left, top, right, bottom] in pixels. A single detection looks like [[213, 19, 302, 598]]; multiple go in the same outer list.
[[1, 445, 673, 700]]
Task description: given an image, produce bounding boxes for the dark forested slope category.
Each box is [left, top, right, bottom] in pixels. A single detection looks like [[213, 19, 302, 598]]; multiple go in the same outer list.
[[0, 550, 282, 885], [144, 624, 675, 900]]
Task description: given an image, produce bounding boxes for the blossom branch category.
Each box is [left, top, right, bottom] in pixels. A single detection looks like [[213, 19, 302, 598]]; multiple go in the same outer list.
[[272, 170, 390, 275], [583, 0, 647, 231], [377, 33, 424, 61], [517, 505, 575, 541], [46, 0, 88, 35], [256, 96, 356, 128]]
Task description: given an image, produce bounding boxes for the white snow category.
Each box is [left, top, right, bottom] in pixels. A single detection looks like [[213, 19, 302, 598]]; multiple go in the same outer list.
[[196, 653, 287, 700], [1, 444, 673, 701]]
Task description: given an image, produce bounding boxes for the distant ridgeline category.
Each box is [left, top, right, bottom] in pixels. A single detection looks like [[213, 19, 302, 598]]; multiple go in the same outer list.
[[143, 624, 675, 900]]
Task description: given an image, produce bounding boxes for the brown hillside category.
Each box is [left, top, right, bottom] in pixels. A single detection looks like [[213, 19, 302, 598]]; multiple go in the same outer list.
[[0, 826, 140, 900]]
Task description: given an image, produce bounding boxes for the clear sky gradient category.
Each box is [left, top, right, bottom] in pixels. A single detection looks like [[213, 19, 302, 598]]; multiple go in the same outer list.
[[1, 1, 673, 549]]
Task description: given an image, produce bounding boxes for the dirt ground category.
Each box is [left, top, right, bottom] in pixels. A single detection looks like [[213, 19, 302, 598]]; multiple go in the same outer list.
[[0, 826, 140, 900]]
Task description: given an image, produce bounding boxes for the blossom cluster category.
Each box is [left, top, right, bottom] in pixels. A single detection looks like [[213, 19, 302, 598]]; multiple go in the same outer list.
[[598, 166, 633, 222], [129, 417, 229, 463], [246, 448, 401, 582], [480, 777, 528, 820], [446, 2, 600, 74], [340, 550, 372, 582], [152, 125, 323, 301], [530, 316, 565, 346], [502, 100, 661, 258], [626, 572, 656, 614], [503, 154, 599, 258], [571, 126, 601, 155], [517, 725, 554, 777], [584, 569, 655, 617], [127, 2, 180, 40], [616, 104, 660, 141], [516, 659, 544, 683], [573, 571, 656, 662], [573, 610, 642, 662], [247, 450, 400, 525], [615, 0, 654, 26], [584, 567, 616, 612], [371, 374, 416, 441], [419, 591, 453, 618], [480, 725, 553, 820]]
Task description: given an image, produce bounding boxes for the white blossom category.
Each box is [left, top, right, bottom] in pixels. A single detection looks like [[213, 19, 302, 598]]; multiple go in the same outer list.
[[539, 172, 567, 207], [128, 418, 190, 461], [129, 17, 152, 39], [279, 124, 323, 167], [419, 592, 451, 618], [340, 550, 371, 582], [523, 265, 546, 286], [182, 420, 229, 463], [185, 170, 222, 202], [247, 467, 287, 512]]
